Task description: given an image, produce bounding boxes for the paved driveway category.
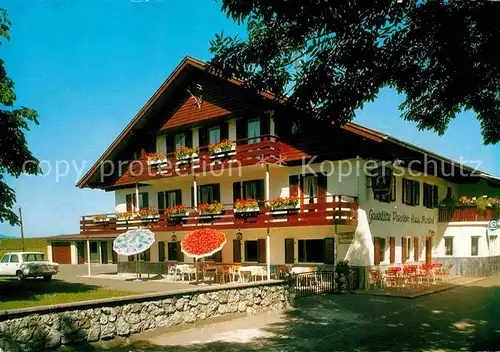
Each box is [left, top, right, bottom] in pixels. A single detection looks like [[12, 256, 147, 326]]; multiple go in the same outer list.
[[98, 275, 500, 351], [56, 264, 193, 294]]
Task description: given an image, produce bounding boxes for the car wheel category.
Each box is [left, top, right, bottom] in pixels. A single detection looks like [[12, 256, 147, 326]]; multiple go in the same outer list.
[[16, 270, 26, 281], [43, 275, 52, 281]]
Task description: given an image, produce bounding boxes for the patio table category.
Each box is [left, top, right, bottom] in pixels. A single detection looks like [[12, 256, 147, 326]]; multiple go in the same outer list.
[[238, 266, 264, 282]]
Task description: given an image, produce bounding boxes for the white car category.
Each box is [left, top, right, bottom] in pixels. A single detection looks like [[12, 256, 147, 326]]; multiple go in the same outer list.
[[0, 252, 59, 281]]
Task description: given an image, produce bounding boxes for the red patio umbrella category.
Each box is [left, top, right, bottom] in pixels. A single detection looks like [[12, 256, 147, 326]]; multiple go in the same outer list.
[[181, 228, 226, 283]]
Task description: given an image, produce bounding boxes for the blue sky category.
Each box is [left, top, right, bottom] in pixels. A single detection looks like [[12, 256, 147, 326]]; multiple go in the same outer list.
[[1, 1, 498, 238]]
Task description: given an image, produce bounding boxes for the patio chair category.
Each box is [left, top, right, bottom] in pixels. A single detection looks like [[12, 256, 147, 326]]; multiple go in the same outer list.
[[230, 265, 240, 282], [167, 264, 179, 281], [216, 265, 231, 284]]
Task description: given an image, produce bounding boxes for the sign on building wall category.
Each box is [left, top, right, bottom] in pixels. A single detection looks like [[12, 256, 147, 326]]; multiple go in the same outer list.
[[338, 232, 355, 244], [488, 219, 498, 232], [368, 209, 436, 225], [370, 166, 393, 197]]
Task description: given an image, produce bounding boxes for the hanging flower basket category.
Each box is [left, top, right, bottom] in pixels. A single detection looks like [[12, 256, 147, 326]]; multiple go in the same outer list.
[[181, 228, 226, 259]]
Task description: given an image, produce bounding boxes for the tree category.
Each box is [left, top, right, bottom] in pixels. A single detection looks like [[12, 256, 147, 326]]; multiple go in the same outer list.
[[208, 0, 500, 144], [0, 9, 40, 226]]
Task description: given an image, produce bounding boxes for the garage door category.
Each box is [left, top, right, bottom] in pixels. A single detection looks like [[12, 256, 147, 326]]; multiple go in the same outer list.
[[52, 242, 71, 264]]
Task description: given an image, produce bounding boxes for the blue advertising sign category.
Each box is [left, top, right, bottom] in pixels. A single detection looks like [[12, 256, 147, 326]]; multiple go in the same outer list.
[[488, 220, 498, 232]]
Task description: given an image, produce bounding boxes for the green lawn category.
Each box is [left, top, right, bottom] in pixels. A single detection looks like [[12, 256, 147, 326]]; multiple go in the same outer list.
[[0, 238, 48, 257], [0, 279, 132, 311]]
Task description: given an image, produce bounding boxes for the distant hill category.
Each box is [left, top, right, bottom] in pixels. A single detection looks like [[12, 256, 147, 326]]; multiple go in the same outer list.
[[0, 234, 14, 239], [0, 238, 48, 257]]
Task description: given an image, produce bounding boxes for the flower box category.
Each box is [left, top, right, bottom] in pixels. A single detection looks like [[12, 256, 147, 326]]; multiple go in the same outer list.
[[234, 207, 260, 213], [92, 215, 109, 223], [269, 196, 299, 212], [209, 140, 235, 155], [176, 146, 199, 161], [116, 212, 134, 221], [168, 212, 188, 218], [146, 152, 168, 165], [137, 207, 159, 221]]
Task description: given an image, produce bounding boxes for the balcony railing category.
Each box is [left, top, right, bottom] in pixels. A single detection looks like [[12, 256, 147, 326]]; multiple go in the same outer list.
[[131, 135, 281, 181], [80, 195, 358, 234], [438, 206, 499, 223]]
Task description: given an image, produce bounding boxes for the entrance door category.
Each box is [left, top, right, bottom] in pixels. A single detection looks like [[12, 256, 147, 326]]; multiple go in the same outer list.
[[89, 242, 99, 263], [100, 242, 108, 264], [76, 242, 85, 264], [425, 237, 432, 264], [52, 242, 71, 264]]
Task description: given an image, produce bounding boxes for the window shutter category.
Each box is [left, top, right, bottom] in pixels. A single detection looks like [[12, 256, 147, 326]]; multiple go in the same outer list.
[[185, 130, 193, 148], [233, 182, 241, 202], [433, 185, 439, 208], [140, 192, 149, 208], [233, 240, 241, 263], [257, 179, 265, 201], [166, 135, 174, 154], [175, 190, 182, 206], [221, 122, 229, 141], [214, 184, 221, 202], [198, 127, 207, 147], [158, 241, 165, 262], [414, 237, 419, 261], [415, 181, 420, 206], [284, 239, 294, 264], [177, 241, 184, 262], [157, 192, 165, 211], [126, 194, 133, 212], [191, 187, 195, 208], [236, 118, 247, 143], [289, 175, 299, 198], [214, 250, 222, 263], [323, 238, 335, 264], [390, 237, 395, 264], [317, 174, 327, 204], [401, 238, 407, 264], [257, 239, 266, 263], [260, 115, 270, 138], [402, 179, 407, 204], [374, 238, 381, 265]]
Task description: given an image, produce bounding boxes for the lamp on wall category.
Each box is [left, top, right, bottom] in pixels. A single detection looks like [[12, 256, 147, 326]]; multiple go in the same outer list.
[[236, 230, 243, 241], [171, 232, 177, 242]]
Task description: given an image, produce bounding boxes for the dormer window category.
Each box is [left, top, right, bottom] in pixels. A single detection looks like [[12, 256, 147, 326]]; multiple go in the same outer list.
[[209, 126, 221, 144], [175, 133, 186, 149]]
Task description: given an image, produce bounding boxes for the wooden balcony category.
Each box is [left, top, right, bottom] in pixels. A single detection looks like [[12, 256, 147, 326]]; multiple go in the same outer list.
[[130, 135, 281, 182], [438, 206, 499, 223], [80, 196, 358, 235]]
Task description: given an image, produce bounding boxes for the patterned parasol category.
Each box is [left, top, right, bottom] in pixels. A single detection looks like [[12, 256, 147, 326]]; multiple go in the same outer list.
[[113, 229, 155, 256], [181, 228, 226, 259]]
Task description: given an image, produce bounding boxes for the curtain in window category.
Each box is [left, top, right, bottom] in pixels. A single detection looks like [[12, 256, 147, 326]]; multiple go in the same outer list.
[[245, 182, 258, 199], [201, 186, 214, 204], [167, 191, 177, 207], [209, 127, 221, 144], [247, 119, 260, 143], [303, 175, 317, 204], [175, 134, 186, 149]]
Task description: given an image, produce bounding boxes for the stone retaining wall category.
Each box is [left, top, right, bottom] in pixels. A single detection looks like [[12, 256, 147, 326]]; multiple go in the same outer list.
[[0, 281, 291, 351]]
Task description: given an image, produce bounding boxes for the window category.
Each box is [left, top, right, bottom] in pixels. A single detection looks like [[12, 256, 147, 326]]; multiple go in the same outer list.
[[291, 120, 301, 135], [199, 184, 220, 204], [444, 237, 453, 256], [298, 239, 324, 263], [471, 237, 479, 256], [22, 254, 44, 262], [406, 238, 411, 260], [158, 241, 165, 262], [402, 179, 420, 206], [9, 254, 19, 263], [303, 175, 318, 204], [1, 255, 9, 263], [175, 133, 186, 149], [244, 240, 258, 262], [371, 176, 396, 203], [142, 248, 151, 262], [423, 183, 439, 208], [168, 242, 178, 261], [90, 242, 98, 253], [158, 190, 181, 210], [243, 180, 264, 201], [208, 126, 221, 144], [247, 118, 260, 143], [126, 192, 149, 211]]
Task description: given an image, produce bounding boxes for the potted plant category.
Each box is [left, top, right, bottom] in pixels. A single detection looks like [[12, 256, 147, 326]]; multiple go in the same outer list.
[[138, 207, 160, 220], [270, 196, 299, 211], [176, 146, 199, 161], [234, 199, 260, 216], [198, 201, 225, 215], [166, 205, 188, 218], [116, 211, 134, 221], [209, 139, 235, 154], [146, 152, 167, 165], [92, 214, 109, 223]]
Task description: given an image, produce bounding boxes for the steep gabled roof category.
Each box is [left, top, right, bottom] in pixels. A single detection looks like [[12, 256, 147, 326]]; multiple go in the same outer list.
[[77, 56, 499, 189]]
